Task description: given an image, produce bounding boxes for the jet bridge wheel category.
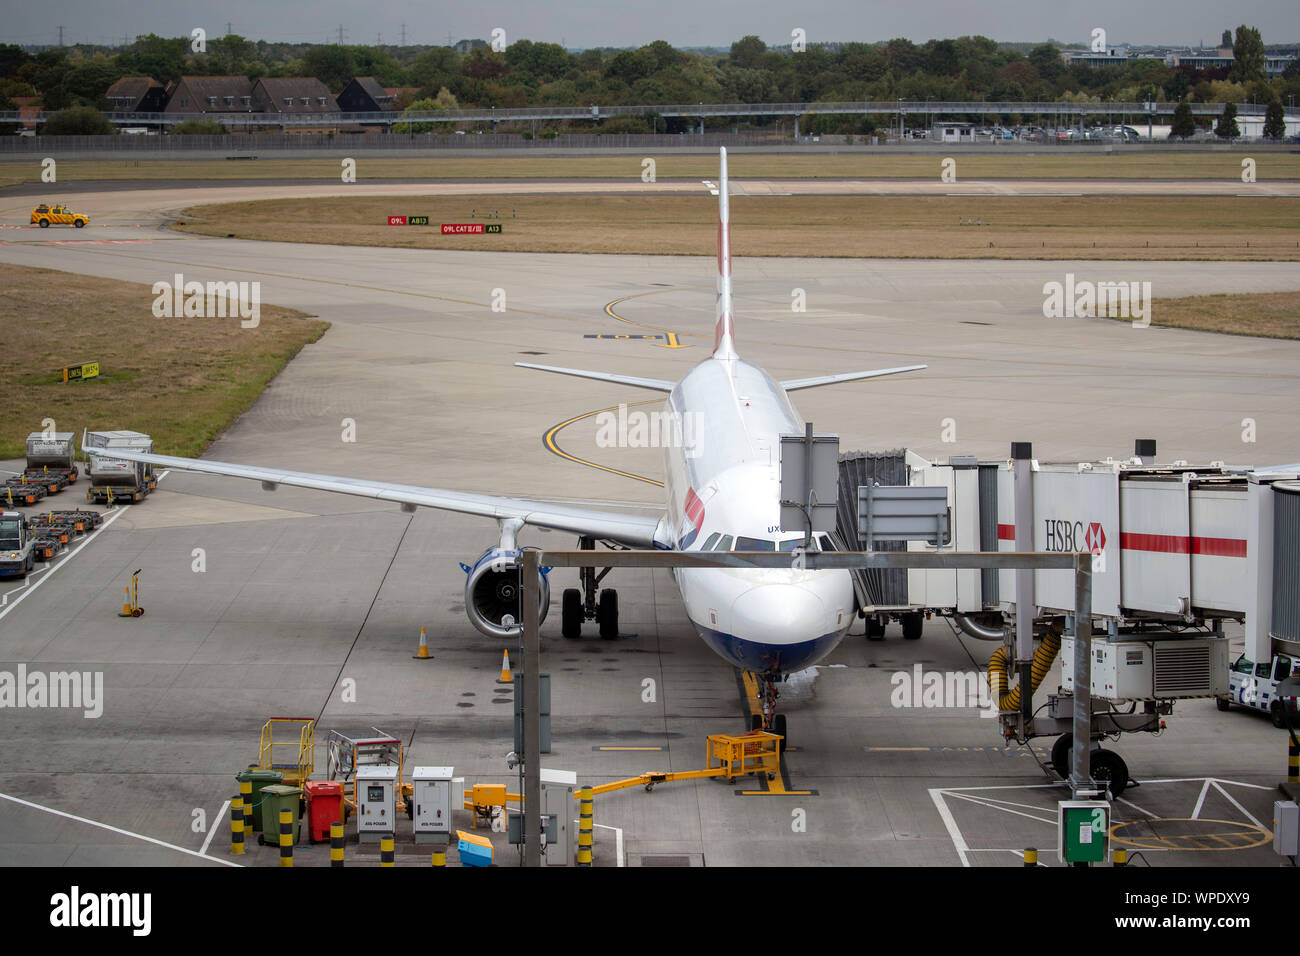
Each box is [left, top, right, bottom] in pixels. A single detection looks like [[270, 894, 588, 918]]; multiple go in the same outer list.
[[597, 589, 619, 640], [561, 588, 583, 639], [901, 613, 924, 640], [865, 616, 886, 640], [1050, 736, 1129, 797]]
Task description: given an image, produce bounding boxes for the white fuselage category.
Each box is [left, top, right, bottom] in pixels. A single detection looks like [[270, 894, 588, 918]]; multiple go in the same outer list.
[[658, 355, 855, 676]]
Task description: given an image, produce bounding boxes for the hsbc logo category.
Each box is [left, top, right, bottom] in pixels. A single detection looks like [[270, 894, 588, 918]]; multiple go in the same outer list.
[[1044, 519, 1106, 555]]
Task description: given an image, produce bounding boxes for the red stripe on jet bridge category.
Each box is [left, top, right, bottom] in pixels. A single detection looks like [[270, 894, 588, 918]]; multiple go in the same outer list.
[[684, 487, 705, 529], [1120, 533, 1247, 557]]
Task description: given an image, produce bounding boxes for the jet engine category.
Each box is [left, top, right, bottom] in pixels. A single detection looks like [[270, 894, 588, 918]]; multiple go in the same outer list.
[[459, 546, 550, 639]]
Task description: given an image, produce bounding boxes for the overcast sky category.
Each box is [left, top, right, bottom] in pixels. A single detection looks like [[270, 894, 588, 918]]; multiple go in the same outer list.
[[4, 0, 1297, 50]]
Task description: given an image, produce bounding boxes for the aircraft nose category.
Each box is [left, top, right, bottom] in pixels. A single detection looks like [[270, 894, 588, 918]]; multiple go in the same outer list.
[[730, 584, 826, 644]]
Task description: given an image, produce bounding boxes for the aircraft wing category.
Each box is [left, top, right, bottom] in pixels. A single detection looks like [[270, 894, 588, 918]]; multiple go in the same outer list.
[[514, 363, 675, 392], [781, 365, 928, 391], [81, 441, 667, 548]]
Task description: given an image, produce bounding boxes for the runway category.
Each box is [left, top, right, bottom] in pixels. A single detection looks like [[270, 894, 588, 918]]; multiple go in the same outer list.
[[1, 185, 1298, 866]]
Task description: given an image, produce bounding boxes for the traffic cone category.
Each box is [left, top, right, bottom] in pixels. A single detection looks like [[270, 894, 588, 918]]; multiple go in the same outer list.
[[413, 626, 432, 661], [118, 586, 132, 617], [496, 649, 512, 684]]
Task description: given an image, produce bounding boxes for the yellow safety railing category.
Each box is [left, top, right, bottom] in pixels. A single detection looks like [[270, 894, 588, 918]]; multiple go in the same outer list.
[[258, 717, 315, 786]]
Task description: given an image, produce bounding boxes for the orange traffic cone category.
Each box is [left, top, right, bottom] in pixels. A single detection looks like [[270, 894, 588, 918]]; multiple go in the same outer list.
[[118, 586, 132, 617], [413, 626, 432, 661], [496, 649, 512, 684]]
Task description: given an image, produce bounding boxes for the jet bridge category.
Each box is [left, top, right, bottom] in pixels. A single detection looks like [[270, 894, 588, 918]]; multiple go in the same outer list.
[[838, 441, 1300, 794]]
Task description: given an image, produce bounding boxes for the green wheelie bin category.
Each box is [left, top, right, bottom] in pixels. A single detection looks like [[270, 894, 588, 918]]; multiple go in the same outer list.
[[259, 785, 303, 846], [235, 768, 283, 833]]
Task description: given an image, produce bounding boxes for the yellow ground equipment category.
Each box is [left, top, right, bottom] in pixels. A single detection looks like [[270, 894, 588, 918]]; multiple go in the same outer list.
[[117, 568, 144, 617], [257, 717, 315, 788], [585, 731, 783, 796], [31, 203, 90, 228], [464, 783, 519, 828]]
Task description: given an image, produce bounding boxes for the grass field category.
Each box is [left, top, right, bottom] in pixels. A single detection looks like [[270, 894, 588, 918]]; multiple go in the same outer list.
[[3, 151, 1299, 186], [1120, 290, 1300, 339], [0, 264, 329, 460], [175, 193, 1300, 261]]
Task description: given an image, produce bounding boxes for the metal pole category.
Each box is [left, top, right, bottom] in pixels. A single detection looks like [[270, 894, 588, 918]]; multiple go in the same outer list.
[[521, 549, 542, 866], [803, 421, 814, 549], [1070, 551, 1094, 796], [1012, 443, 1035, 729]]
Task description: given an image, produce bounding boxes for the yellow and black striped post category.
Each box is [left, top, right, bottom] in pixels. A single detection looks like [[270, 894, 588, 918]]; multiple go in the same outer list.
[[576, 786, 594, 866], [1114, 848, 1128, 867], [1023, 847, 1037, 867], [230, 797, 245, 856], [1289, 738, 1298, 784], [239, 779, 253, 831], [431, 850, 446, 867], [380, 835, 395, 867], [278, 808, 293, 868], [330, 822, 344, 868]]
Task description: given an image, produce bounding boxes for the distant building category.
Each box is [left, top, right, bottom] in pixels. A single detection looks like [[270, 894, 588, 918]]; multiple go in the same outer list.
[[336, 76, 393, 112], [1062, 45, 1130, 68], [251, 77, 338, 114], [453, 39, 486, 55], [932, 121, 975, 143], [105, 77, 167, 112], [164, 76, 254, 113]]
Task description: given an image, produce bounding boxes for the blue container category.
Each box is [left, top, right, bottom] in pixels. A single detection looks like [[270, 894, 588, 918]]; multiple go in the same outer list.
[[458, 838, 494, 867]]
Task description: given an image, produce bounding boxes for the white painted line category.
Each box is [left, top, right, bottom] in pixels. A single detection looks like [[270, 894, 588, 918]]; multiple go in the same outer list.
[[928, 789, 970, 867], [1210, 781, 1264, 829], [1209, 777, 1271, 791], [944, 790, 1057, 826], [0, 506, 129, 624], [1191, 778, 1213, 819], [1117, 796, 1160, 819], [0, 790, 241, 866], [199, 799, 231, 856], [594, 822, 624, 867]]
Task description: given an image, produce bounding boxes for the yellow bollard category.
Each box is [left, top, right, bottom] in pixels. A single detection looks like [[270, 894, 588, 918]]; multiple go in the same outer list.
[[1289, 738, 1298, 784], [1114, 848, 1128, 867], [230, 797, 245, 856], [380, 835, 395, 867], [1023, 847, 1037, 867], [239, 779, 253, 833], [330, 822, 344, 867], [431, 850, 446, 867], [577, 786, 594, 866], [278, 808, 293, 868]]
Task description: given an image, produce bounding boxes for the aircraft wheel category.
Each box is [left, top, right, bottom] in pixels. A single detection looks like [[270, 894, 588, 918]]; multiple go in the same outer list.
[[773, 713, 788, 752], [901, 613, 923, 640], [597, 589, 619, 640], [561, 588, 582, 639]]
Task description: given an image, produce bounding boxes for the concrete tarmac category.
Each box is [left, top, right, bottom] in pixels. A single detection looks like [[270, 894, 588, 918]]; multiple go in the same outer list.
[[0, 202, 1297, 866]]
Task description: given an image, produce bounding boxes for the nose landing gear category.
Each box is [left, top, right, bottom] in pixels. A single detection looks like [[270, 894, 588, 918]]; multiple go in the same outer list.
[[750, 677, 788, 752]]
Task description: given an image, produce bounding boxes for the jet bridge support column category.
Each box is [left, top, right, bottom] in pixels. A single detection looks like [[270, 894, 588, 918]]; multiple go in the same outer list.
[[1070, 551, 1095, 797], [521, 549, 542, 867], [1012, 443, 1035, 732]]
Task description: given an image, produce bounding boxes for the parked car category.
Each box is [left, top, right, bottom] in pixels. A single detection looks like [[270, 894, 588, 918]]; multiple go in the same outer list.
[[1218, 651, 1299, 727]]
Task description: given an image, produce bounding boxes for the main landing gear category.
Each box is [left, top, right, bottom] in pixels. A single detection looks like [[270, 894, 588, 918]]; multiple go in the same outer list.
[[560, 536, 620, 640]]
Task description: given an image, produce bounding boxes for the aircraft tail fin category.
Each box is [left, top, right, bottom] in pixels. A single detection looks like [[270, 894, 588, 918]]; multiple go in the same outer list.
[[713, 147, 737, 360]]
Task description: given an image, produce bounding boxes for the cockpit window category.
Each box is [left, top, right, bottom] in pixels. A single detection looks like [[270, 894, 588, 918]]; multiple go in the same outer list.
[[713, 535, 733, 551], [735, 536, 775, 551], [700, 532, 720, 551]]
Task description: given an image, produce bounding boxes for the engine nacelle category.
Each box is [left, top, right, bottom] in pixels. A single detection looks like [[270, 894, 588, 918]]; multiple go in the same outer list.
[[459, 547, 550, 639]]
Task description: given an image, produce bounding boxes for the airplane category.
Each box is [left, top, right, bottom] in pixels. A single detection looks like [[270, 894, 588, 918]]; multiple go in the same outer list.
[[82, 147, 925, 743]]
